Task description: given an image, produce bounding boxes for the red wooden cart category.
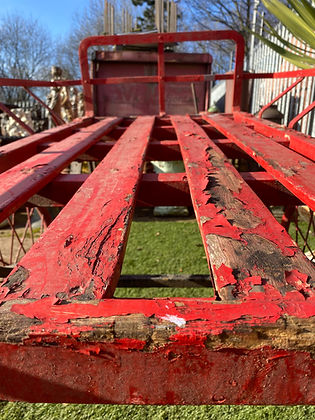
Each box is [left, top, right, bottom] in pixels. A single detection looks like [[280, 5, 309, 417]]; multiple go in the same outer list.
[[0, 31, 314, 405]]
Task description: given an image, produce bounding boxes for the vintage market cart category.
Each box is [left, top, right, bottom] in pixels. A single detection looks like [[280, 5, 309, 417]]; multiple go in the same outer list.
[[0, 31, 314, 405]]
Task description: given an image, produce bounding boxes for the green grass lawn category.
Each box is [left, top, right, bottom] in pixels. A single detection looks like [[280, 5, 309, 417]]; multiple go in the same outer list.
[[1, 218, 314, 419]]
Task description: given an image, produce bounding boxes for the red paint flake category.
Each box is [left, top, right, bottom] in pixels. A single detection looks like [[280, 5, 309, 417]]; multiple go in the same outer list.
[[262, 284, 283, 300], [283, 295, 315, 318], [205, 213, 243, 241], [235, 276, 262, 296], [213, 264, 237, 288], [114, 339, 147, 350], [285, 269, 314, 297], [11, 296, 284, 340], [77, 345, 102, 356], [213, 265, 263, 298]]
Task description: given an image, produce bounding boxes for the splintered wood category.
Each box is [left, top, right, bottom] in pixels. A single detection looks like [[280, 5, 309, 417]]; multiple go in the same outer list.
[[0, 113, 314, 405], [1, 116, 154, 300], [172, 115, 315, 300]]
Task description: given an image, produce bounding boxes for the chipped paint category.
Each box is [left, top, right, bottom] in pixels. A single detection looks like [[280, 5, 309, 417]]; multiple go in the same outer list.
[[205, 113, 315, 211], [0, 117, 154, 302], [161, 314, 186, 328], [171, 115, 315, 301], [0, 110, 314, 405]]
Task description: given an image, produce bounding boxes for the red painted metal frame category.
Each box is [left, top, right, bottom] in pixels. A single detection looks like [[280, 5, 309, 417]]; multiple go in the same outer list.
[[243, 68, 315, 80], [79, 31, 245, 116], [0, 78, 81, 134], [288, 100, 315, 130], [0, 77, 81, 87], [258, 77, 304, 119]]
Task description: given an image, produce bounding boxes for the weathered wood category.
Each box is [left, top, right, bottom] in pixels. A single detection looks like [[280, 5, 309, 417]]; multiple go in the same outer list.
[[204, 113, 315, 211], [171, 115, 315, 300], [0, 118, 121, 224], [0, 116, 154, 301], [0, 28, 314, 407], [234, 111, 315, 159], [0, 295, 313, 404]]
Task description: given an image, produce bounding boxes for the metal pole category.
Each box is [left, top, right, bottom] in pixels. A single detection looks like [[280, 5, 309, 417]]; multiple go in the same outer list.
[[161, 0, 164, 32], [249, 0, 260, 72], [110, 5, 114, 35], [155, 0, 160, 32], [191, 83, 199, 114], [104, 0, 108, 34], [259, 11, 265, 36]]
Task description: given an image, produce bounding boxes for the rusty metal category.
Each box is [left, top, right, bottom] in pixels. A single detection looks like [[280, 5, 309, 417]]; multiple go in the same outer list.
[[0, 30, 314, 406]]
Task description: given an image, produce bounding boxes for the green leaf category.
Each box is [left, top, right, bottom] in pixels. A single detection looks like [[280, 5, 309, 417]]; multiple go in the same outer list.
[[253, 31, 315, 68], [299, 0, 315, 22], [264, 19, 310, 56], [262, 0, 315, 49], [287, 0, 315, 29]]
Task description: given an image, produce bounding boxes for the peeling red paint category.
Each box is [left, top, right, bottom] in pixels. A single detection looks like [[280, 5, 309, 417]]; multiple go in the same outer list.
[[0, 117, 154, 302], [213, 264, 237, 288], [11, 296, 289, 338], [204, 113, 315, 212], [171, 115, 314, 301], [0, 33, 314, 406], [285, 269, 314, 297]]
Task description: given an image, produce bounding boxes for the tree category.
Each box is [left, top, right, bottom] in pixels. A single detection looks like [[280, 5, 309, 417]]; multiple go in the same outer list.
[[56, 0, 133, 79], [0, 13, 54, 104], [132, 0, 156, 30], [182, 0, 275, 63], [132, 0, 181, 31]]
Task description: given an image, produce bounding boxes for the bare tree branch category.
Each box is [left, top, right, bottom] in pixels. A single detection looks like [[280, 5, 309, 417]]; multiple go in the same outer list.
[[0, 13, 54, 103]]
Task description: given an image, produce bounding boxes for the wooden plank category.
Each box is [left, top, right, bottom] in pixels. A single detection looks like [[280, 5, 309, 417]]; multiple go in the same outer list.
[[234, 111, 315, 159], [0, 118, 121, 224], [0, 116, 154, 301], [0, 117, 94, 173], [171, 115, 315, 301], [0, 295, 313, 404], [204, 113, 315, 211]]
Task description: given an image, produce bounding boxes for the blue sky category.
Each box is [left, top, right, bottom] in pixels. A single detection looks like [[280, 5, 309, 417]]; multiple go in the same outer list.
[[0, 0, 89, 37]]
